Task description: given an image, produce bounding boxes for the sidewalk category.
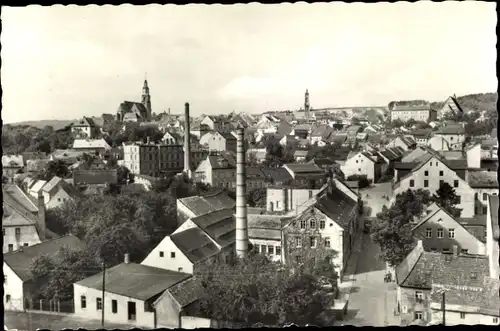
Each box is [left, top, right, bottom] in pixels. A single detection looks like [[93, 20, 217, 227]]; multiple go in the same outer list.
[[337, 232, 365, 304]]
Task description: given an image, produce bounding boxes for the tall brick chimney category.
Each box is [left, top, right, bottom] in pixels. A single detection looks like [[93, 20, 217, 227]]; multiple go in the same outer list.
[[183, 102, 192, 179], [37, 190, 46, 240], [235, 126, 249, 258]]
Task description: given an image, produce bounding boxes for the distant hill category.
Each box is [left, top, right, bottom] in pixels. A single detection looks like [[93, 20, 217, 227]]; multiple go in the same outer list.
[[6, 116, 106, 130], [430, 92, 498, 113]]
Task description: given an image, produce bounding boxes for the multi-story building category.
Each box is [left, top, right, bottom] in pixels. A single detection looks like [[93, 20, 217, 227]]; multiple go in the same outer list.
[[390, 104, 437, 123], [433, 124, 466, 151], [2, 155, 24, 184], [341, 150, 384, 182], [123, 139, 184, 177], [71, 117, 99, 139], [193, 153, 236, 189], [204, 131, 237, 153]]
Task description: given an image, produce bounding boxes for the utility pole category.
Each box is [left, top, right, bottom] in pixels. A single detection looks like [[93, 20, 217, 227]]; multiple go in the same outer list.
[[102, 262, 106, 328], [441, 291, 446, 326]]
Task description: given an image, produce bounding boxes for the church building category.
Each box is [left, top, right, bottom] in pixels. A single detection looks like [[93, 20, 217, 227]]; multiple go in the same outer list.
[[116, 79, 152, 122]]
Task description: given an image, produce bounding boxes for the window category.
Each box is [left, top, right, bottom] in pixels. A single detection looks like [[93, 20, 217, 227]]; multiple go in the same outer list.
[[159, 251, 164, 257], [260, 245, 266, 253], [15, 228, 20, 236], [415, 312, 423, 320], [6, 294, 11, 303], [81, 296, 87, 308], [324, 237, 331, 248], [453, 180, 459, 188], [493, 317, 498, 324], [430, 162, 433, 166], [23, 243, 28, 247], [415, 291, 424, 303], [170, 252, 176, 258], [268, 246, 274, 255], [442, 248, 450, 253], [309, 190, 313, 198], [319, 220, 325, 229], [310, 237, 317, 248], [483, 193, 488, 201], [8, 244, 13, 252], [425, 228, 432, 238], [300, 220, 307, 229], [448, 229, 455, 239], [460, 312, 466, 319], [178, 267, 183, 272], [424, 180, 429, 188], [409, 180, 415, 188], [439, 180, 444, 187], [309, 219, 316, 229], [461, 249, 469, 254], [483, 206, 488, 214], [96, 298, 102, 310], [112, 299, 118, 314], [456, 196, 461, 204], [437, 229, 444, 238], [296, 236, 302, 247], [424, 171, 428, 176], [356, 160, 358, 163], [276, 246, 281, 256]]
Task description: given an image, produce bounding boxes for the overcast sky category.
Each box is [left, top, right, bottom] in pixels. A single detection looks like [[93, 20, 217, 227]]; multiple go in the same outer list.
[[1, 2, 497, 123]]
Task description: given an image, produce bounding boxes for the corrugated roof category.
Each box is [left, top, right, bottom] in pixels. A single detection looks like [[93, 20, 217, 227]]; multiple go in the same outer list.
[[76, 262, 190, 301], [179, 192, 235, 217], [5, 235, 86, 281], [171, 227, 220, 263], [190, 208, 236, 248], [166, 276, 205, 308]]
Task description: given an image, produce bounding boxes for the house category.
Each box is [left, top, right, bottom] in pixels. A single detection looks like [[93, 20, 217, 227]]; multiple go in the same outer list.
[[309, 125, 333, 145], [409, 129, 433, 146], [283, 163, 326, 188], [123, 140, 184, 177], [205, 131, 237, 153], [246, 147, 268, 164], [141, 208, 236, 274], [390, 103, 437, 123], [72, 139, 112, 155], [2, 155, 24, 184], [386, 136, 417, 151], [291, 124, 312, 139], [395, 241, 490, 325], [411, 203, 486, 255], [293, 150, 309, 163], [190, 123, 211, 139], [392, 150, 477, 218], [3, 185, 48, 254], [73, 256, 190, 328], [176, 191, 235, 226], [260, 167, 293, 186], [437, 95, 465, 120], [4, 235, 87, 312], [433, 124, 466, 151], [266, 185, 327, 213], [245, 166, 268, 190], [467, 170, 499, 215], [427, 136, 450, 151], [73, 169, 118, 187], [45, 180, 82, 210], [247, 213, 288, 263], [428, 278, 500, 326], [341, 151, 383, 182], [27, 179, 48, 200], [193, 154, 236, 189], [71, 117, 99, 139], [49, 149, 86, 165], [307, 158, 337, 172], [486, 195, 499, 279]]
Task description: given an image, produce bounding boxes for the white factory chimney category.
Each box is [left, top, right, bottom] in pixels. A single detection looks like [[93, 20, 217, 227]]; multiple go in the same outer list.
[[183, 102, 192, 179], [235, 126, 249, 258]]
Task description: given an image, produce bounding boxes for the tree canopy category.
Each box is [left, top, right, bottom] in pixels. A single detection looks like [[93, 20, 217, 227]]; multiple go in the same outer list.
[[2, 124, 74, 155], [432, 182, 462, 218]]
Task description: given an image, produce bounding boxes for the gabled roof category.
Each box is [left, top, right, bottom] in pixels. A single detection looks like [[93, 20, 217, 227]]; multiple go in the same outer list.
[[217, 131, 236, 141], [5, 235, 86, 282], [178, 192, 235, 217], [72, 138, 111, 150], [42, 176, 64, 194], [163, 276, 205, 308], [314, 184, 358, 229], [189, 208, 236, 248], [3, 184, 39, 214], [284, 163, 324, 174], [410, 129, 433, 138], [436, 124, 465, 135], [118, 101, 148, 115], [72, 116, 96, 127], [260, 167, 293, 184], [248, 214, 284, 240], [75, 262, 190, 301], [207, 154, 236, 169], [170, 227, 220, 263], [29, 180, 47, 194], [2, 155, 24, 168]]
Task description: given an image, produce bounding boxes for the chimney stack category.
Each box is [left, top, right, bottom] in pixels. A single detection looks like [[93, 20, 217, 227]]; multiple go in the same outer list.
[[37, 191, 46, 240], [124, 253, 130, 264], [183, 102, 192, 179], [235, 126, 249, 258]]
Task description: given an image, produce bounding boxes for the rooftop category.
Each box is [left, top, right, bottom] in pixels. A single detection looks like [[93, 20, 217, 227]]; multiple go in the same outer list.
[[178, 192, 235, 216], [171, 227, 221, 264], [313, 184, 358, 229], [467, 170, 498, 188], [5, 235, 87, 281], [165, 276, 205, 308], [2, 154, 24, 168], [76, 262, 190, 301], [190, 208, 236, 248], [284, 163, 324, 174]]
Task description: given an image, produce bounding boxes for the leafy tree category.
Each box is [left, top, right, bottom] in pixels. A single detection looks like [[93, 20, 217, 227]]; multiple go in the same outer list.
[[432, 182, 462, 217], [371, 189, 432, 267], [193, 253, 333, 327], [36, 160, 70, 180], [247, 188, 267, 208]]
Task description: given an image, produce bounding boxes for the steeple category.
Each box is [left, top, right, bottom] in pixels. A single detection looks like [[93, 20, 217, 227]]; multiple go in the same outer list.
[[141, 74, 152, 120], [304, 89, 310, 119]]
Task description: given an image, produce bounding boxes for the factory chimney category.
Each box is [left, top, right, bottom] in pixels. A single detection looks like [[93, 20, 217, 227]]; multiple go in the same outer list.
[[235, 126, 249, 258], [183, 102, 192, 179]]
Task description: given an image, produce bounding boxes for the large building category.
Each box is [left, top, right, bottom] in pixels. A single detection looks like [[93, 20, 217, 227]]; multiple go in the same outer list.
[[390, 104, 437, 123], [116, 79, 152, 122]]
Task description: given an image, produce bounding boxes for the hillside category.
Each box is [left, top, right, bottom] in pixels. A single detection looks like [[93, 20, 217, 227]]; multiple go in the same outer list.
[[6, 120, 75, 131], [430, 92, 498, 113]]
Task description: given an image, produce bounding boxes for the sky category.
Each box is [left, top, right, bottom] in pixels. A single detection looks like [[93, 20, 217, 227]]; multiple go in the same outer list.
[[1, 2, 497, 123]]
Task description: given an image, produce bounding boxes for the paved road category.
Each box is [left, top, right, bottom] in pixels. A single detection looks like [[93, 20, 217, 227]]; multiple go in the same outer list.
[[360, 183, 393, 217], [341, 234, 400, 326]]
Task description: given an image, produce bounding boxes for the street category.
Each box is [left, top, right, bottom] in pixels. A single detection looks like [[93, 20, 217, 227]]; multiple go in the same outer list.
[[341, 233, 400, 326]]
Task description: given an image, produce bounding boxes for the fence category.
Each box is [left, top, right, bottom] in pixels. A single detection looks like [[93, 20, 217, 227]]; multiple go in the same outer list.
[[24, 299, 74, 314]]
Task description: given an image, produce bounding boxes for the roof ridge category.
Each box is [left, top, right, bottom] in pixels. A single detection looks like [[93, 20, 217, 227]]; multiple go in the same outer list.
[[399, 244, 425, 285], [3, 234, 75, 257]]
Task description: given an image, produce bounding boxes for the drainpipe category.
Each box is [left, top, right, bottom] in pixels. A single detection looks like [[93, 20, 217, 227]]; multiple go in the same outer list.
[[178, 307, 184, 328], [153, 307, 157, 328]]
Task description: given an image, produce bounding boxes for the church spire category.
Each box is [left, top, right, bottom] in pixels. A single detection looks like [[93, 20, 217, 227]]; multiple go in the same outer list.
[[141, 75, 152, 120], [304, 89, 310, 119]]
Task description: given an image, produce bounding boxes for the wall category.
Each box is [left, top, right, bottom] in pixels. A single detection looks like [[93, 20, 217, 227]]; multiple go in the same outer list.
[[266, 188, 323, 213], [73, 284, 155, 328], [46, 187, 73, 210], [430, 306, 500, 326], [3, 263, 25, 311], [398, 286, 431, 325], [467, 145, 482, 168], [413, 209, 486, 255], [427, 136, 449, 151], [341, 153, 376, 181], [434, 133, 465, 148], [212, 169, 236, 189], [181, 316, 212, 329], [153, 290, 182, 328], [176, 201, 196, 227], [391, 110, 430, 122], [249, 238, 282, 262], [486, 196, 499, 279], [193, 159, 212, 184], [394, 156, 476, 218], [141, 236, 194, 274], [3, 225, 41, 254]]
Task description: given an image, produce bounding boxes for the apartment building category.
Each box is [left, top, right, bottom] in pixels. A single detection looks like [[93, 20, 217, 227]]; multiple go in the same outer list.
[[123, 139, 183, 177], [390, 104, 437, 123]]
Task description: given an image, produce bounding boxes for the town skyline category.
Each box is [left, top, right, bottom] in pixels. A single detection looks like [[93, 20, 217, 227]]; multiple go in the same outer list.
[[2, 2, 497, 123]]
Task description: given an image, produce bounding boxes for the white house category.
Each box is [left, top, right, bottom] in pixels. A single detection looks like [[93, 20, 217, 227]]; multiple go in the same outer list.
[[341, 151, 381, 182], [427, 136, 450, 151], [176, 191, 235, 226], [4, 235, 86, 311], [141, 208, 236, 275], [193, 154, 236, 189], [73, 256, 190, 328]]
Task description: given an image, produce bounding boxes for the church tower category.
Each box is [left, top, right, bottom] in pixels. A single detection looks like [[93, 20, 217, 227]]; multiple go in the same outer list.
[[141, 78, 152, 121], [304, 89, 310, 119]]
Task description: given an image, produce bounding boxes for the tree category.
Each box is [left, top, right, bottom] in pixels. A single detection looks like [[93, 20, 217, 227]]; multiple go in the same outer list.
[[432, 182, 462, 217], [193, 253, 333, 327], [247, 188, 267, 208], [371, 189, 432, 267], [36, 159, 70, 180]]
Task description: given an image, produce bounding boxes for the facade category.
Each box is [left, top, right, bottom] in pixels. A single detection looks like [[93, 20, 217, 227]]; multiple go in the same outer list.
[[433, 124, 466, 151], [206, 131, 237, 153], [116, 80, 152, 122], [193, 154, 236, 189], [72, 139, 112, 155], [176, 191, 235, 226], [2, 155, 24, 184], [341, 151, 382, 182], [123, 141, 184, 177], [390, 104, 436, 123], [410, 129, 433, 146], [71, 117, 99, 139], [266, 186, 325, 213], [437, 95, 464, 120], [411, 203, 486, 255]]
